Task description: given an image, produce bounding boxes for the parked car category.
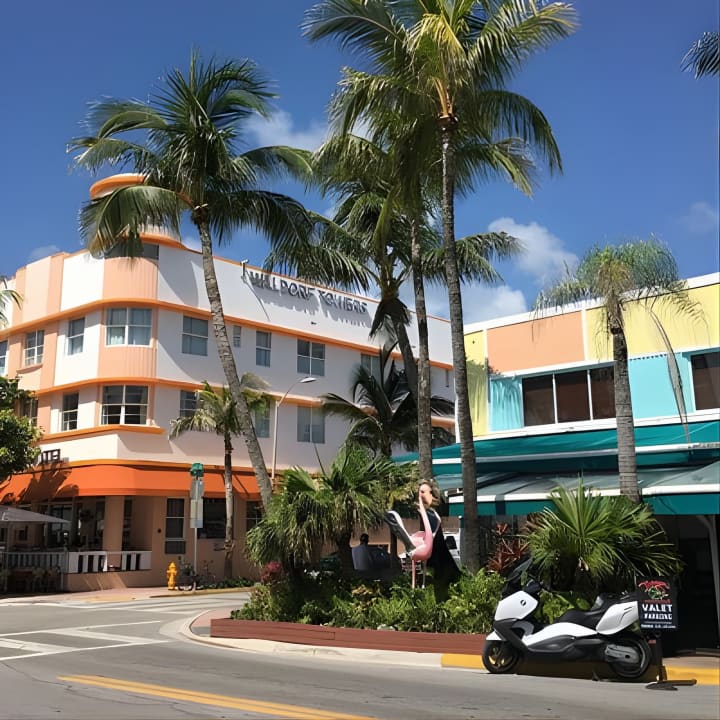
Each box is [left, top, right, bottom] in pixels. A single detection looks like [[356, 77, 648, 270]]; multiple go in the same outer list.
[[444, 532, 461, 567]]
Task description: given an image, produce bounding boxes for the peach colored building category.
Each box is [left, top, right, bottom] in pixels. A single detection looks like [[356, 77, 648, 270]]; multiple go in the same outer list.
[[0, 175, 455, 590]]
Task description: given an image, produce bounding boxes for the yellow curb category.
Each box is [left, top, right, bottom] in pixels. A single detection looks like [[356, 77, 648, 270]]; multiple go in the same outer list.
[[441, 653, 484, 669], [665, 666, 720, 686]]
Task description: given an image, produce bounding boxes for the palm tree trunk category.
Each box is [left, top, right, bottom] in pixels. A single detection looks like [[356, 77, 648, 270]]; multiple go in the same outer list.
[[195, 216, 273, 510], [393, 318, 419, 403], [612, 327, 640, 502], [440, 123, 480, 572], [410, 217, 433, 482], [223, 438, 234, 580]]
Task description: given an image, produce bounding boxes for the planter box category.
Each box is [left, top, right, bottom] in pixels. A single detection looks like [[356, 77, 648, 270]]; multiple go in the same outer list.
[[211, 618, 485, 654]]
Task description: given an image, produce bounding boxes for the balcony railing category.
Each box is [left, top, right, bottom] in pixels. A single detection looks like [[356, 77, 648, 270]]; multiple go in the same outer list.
[[3, 550, 152, 574]]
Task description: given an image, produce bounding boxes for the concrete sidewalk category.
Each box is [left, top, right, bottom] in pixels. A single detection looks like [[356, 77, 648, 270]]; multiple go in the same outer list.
[[5, 585, 719, 685]]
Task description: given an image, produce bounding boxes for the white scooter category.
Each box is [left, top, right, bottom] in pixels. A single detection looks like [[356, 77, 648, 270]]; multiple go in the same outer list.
[[484, 557, 651, 679]]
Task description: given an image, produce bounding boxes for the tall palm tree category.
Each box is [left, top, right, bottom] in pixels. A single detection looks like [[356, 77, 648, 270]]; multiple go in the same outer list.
[[321, 342, 455, 457], [534, 238, 700, 502], [0, 277, 21, 326], [170, 376, 269, 579], [68, 52, 313, 510], [682, 31, 719, 78], [304, 0, 576, 571]]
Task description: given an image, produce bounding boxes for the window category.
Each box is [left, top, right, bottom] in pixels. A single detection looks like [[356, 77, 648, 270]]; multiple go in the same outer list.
[[105, 308, 151, 346], [200, 498, 226, 539], [101, 385, 148, 425], [297, 406, 325, 444], [256, 330, 271, 367], [105, 242, 159, 260], [24, 330, 44, 365], [0, 340, 6, 375], [361, 353, 380, 379], [232, 325, 242, 348], [165, 498, 185, 554], [691, 351, 720, 410], [245, 501, 263, 532], [179, 390, 197, 418], [20, 396, 38, 425], [62, 393, 79, 431], [297, 340, 325, 376], [254, 403, 270, 438], [67, 317, 85, 355], [522, 367, 615, 426], [182, 316, 208, 356]]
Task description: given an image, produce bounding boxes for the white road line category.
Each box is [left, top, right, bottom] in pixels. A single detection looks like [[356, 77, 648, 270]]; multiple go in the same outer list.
[[43, 628, 166, 644], [2, 620, 162, 636]]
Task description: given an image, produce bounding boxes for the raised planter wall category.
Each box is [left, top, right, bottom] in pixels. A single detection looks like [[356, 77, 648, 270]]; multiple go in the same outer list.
[[211, 618, 485, 654]]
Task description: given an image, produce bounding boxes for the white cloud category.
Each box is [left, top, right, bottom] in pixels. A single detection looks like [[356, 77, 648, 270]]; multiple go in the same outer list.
[[488, 217, 577, 287], [28, 245, 61, 262], [246, 110, 328, 151], [182, 235, 201, 252], [678, 201, 720, 235]]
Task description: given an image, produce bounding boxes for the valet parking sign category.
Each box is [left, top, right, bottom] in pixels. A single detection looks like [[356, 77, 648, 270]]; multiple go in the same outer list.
[[637, 577, 678, 631]]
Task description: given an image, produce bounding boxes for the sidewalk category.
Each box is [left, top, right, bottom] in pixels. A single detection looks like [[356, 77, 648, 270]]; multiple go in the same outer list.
[[5, 586, 719, 685]]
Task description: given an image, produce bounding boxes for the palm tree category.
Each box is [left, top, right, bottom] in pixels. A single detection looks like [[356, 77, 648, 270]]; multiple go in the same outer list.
[[321, 342, 455, 457], [68, 52, 313, 510], [682, 31, 719, 78], [304, 0, 576, 571], [0, 277, 21, 326], [534, 238, 700, 501], [170, 376, 269, 579], [524, 481, 682, 594]]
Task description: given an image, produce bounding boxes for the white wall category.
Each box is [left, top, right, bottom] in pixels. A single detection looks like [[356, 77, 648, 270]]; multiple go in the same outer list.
[[60, 253, 104, 311]]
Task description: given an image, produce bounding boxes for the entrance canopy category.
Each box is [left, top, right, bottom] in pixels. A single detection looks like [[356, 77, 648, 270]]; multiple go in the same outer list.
[[443, 462, 720, 517], [0, 506, 70, 524]]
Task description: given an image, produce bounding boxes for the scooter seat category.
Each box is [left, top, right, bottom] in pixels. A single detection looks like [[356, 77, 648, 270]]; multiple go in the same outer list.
[[556, 595, 618, 630]]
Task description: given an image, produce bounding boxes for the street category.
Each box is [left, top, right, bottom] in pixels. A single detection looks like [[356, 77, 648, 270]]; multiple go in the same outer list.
[[0, 593, 716, 720]]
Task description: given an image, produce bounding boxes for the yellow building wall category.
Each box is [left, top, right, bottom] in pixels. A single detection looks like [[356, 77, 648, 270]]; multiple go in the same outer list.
[[465, 330, 488, 436], [585, 283, 720, 361]]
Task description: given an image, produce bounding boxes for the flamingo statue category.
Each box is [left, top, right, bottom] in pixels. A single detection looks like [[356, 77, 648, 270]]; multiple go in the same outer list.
[[407, 489, 434, 589]]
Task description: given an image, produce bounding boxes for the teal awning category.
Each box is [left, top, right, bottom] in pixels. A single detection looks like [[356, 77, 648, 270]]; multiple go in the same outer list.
[[444, 462, 720, 517]]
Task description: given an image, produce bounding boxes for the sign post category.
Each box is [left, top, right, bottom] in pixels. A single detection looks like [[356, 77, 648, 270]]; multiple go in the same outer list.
[[189, 464, 204, 577]]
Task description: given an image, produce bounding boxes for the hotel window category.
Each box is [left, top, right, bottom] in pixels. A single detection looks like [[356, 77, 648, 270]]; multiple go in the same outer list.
[[101, 385, 148, 425], [67, 317, 85, 355], [20, 396, 38, 425], [232, 325, 242, 348], [24, 330, 44, 365], [522, 367, 615, 426], [201, 498, 226, 539], [61, 392, 79, 431], [253, 403, 270, 438], [297, 406, 325, 444], [256, 330, 271, 367], [165, 498, 186, 554], [298, 340, 325, 376], [179, 390, 197, 418], [691, 351, 720, 410], [181, 316, 208, 356], [360, 353, 380, 379], [105, 308, 151, 346], [0, 340, 6, 375], [245, 500, 263, 532]]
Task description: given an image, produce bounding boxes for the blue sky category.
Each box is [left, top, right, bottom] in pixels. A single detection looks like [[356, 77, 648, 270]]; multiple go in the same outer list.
[[1, 0, 717, 323]]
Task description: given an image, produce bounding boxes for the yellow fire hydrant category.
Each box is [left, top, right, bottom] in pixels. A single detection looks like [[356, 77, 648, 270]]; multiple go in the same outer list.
[[166, 561, 177, 590]]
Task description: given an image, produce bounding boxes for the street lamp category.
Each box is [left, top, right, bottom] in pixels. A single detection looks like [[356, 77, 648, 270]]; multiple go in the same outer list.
[[270, 376, 317, 481]]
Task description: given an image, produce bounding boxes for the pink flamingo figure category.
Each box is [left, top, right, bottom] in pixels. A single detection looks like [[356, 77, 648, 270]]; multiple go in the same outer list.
[[408, 487, 434, 588]]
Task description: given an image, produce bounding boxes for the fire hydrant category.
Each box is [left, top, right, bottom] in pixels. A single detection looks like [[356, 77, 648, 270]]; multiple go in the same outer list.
[[166, 561, 177, 590]]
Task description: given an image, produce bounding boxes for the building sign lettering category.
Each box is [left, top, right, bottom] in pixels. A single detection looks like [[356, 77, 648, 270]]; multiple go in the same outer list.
[[637, 577, 678, 631], [38, 449, 61, 465], [246, 270, 367, 315]]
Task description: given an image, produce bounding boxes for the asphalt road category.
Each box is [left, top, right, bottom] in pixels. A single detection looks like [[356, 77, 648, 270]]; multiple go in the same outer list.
[[0, 593, 717, 720]]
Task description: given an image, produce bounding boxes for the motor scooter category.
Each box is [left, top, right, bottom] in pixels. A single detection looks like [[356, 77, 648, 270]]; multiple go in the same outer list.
[[484, 557, 651, 679]]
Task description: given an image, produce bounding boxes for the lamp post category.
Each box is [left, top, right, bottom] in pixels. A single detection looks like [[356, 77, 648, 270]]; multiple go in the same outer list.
[[271, 376, 316, 482]]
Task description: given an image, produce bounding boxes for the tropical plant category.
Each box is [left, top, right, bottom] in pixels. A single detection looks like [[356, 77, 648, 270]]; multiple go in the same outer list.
[[322, 342, 455, 457], [169, 376, 269, 578], [682, 31, 719, 78], [304, 0, 576, 570], [246, 442, 407, 577], [534, 238, 700, 501], [523, 481, 682, 595], [0, 378, 41, 484], [69, 52, 314, 510], [0, 276, 21, 326]]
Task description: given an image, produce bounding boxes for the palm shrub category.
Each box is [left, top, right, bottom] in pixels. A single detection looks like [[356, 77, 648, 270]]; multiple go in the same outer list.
[[524, 481, 682, 595]]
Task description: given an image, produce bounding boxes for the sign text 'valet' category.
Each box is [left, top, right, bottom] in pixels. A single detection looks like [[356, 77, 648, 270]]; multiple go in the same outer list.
[[246, 270, 368, 315]]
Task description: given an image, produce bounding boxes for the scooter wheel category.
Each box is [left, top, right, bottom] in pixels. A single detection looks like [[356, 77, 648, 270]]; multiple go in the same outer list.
[[609, 634, 651, 679], [482, 640, 521, 674]]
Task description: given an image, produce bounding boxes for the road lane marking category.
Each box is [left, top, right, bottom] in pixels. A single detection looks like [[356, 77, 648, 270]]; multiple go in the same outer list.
[[59, 675, 378, 720]]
